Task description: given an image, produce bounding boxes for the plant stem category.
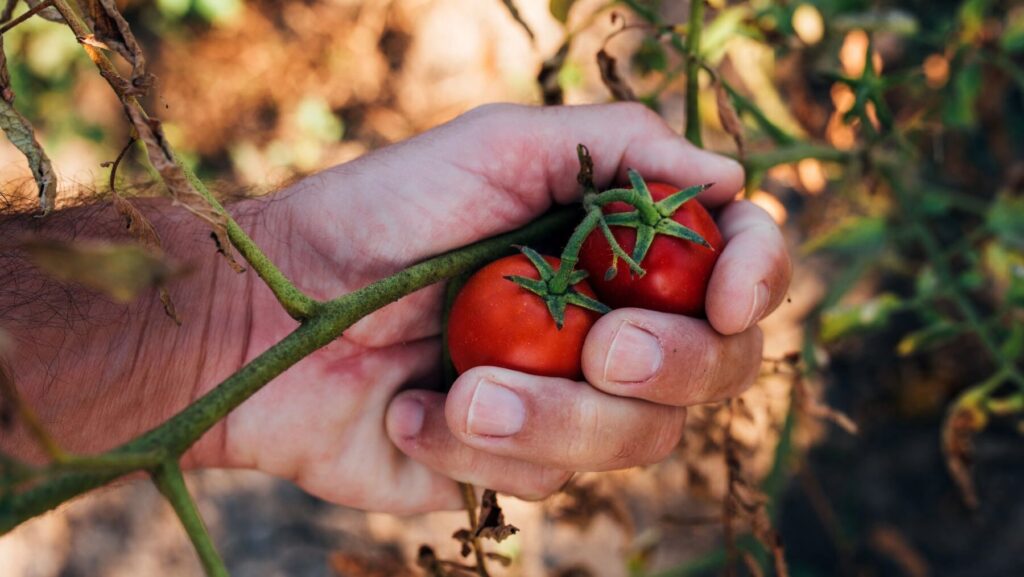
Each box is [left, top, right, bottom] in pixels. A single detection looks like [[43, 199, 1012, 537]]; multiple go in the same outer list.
[[459, 482, 491, 577], [180, 163, 315, 319], [684, 0, 704, 147], [152, 461, 229, 577], [0, 207, 578, 533], [742, 144, 853, 173], [550, 208, 603, 294], [52, 0, 314, 321]]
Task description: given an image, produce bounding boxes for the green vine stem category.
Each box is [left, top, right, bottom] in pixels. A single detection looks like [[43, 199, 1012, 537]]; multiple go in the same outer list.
[[684, 0, 705, 146], [50, 0, 314, 321], [0, 207, 578, 534], [152, 461, 229, 577]]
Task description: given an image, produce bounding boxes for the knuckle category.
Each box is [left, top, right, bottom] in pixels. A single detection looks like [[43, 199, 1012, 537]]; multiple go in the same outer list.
[[643, 409, 686, 465], [566, 395, 603, 465]]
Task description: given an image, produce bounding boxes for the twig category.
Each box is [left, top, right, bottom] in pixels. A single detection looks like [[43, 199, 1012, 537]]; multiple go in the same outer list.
[[0, 0, 53, 35], [683, 0, 704, 146], [459, 482, 491, 577], [152, 461, 229, 577]]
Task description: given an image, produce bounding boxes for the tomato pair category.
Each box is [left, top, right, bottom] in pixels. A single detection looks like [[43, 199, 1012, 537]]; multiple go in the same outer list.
[[447, 181, 723, 379]]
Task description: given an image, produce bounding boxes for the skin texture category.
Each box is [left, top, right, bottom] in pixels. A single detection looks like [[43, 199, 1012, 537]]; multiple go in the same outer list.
[[579, 182, 725, 317], [0, 103, 792, 514], [448, 254, 600, 380]]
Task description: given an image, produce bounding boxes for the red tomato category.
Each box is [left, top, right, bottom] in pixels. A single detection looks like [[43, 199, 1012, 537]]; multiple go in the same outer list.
[[448, 254, 601, 379], [578, 182, 724, 316]]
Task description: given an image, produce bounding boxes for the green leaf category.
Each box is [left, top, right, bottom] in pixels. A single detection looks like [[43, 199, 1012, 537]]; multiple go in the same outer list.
[[549, 0, 578, 24], [986, 195, 1024, 249], [944, 60, 982, 128], [820, 293, 903, 342], [20, 240, 182, 303], [632, 36, 668, 76], [897, 321, 963, 356], [801, 216, 887, 257]]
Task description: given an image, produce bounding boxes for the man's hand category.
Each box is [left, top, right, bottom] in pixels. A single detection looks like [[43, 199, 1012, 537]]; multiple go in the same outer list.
[[0, 103, 789, 514], [204, 103, 791, 513]]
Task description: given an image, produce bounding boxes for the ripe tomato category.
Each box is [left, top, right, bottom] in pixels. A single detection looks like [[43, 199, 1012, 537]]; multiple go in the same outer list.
[[448, 254, 601, 379], [578, 182, 724, 316]]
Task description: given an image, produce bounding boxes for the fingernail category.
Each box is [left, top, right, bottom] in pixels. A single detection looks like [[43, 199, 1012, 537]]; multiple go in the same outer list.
[[390, 396, 425, 439], [467, 380, 525, 437], [744, 281, 770, 330], [604, 322, 663, 383]]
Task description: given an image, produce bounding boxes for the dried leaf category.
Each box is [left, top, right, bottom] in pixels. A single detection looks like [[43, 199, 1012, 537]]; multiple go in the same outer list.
[[549, 480, 633, 535], [474, 489, 519, 543], [25, 0, 62, 21], [0, 38, 57, 215], [715, 79, 745, 158], [415, 546, 477, 577], [538, 41, 570, 105], [794, 379, 859, 434], [942, 401, 985, 509], [500, 0, 534, 40], [124, 105, 242, 272], [328, 551, 415, 577], [85, 0, 154, 95], [20, 239, 183, 303], [597, 49, 637, 101], [483, 552, 512, 567]]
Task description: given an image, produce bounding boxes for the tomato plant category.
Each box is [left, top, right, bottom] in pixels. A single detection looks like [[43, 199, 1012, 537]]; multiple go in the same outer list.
[[579, 180, 723, 317], [447, 251, 605, 379]]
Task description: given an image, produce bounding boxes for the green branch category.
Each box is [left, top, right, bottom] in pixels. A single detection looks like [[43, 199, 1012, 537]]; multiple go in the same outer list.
[[180, 163, 315, 320], [684, 0, 704, 146], [152, 461, 229, 577], [0, 206, 578, 533], [742, 144, 854, 173]]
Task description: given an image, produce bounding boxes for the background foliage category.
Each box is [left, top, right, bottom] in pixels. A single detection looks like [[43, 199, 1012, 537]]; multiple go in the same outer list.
[[0, 0, 1022, 576]]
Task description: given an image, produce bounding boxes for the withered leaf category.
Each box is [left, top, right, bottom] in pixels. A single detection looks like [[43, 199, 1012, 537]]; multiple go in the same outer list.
[[714, 79, 745, 158], [0, 38, 57, 215], [484, 552, 512, 567], [500, 0, 535, 41], [20, 239, 184, 303], [328, 551, 415, 577], [85, 0, 154, 95], [25, 0, 63, 22], [538, 41, 570, 105], [450, 528, 472, 557], [474, 489, 519, 543], [124, 104, 242, 272], [597, 49, 637, 102], [549, 480, 633, 535], [942, 402, 984, 509]]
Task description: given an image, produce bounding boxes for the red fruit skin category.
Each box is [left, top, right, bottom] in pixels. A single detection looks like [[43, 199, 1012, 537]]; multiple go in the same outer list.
[[448, 254, 601, 379], [578, 182, 724, 317]]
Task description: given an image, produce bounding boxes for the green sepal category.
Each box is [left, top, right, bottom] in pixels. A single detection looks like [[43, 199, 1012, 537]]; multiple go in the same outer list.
[[504, 275, 547, 296], [655, 183, 709, 216], [597, 214, 645, 278], [565, 290, 612, 314], [567, 269, 590, 285], [603, 212, 641, 228], [631, 224, 657, 264], [546, 297, 568, 329], [516, 245, 556, 281], [656, 219, 712, 249], [627, 169, 653, 202]]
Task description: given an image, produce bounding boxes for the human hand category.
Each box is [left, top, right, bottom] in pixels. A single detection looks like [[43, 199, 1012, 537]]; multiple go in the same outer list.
[[201, 103, 791, 513]]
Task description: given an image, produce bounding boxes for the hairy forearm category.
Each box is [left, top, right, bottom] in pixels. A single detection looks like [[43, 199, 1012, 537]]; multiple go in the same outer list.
[[0, 195, 274, 465]]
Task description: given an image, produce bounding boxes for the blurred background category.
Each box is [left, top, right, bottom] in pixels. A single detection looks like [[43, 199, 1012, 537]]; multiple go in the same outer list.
[[1, 0, 1023, 575]]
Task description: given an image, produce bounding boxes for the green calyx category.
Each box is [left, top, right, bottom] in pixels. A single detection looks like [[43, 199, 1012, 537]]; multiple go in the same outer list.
[[586, 169, 713, 279], [504, 246, 610, 329]]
